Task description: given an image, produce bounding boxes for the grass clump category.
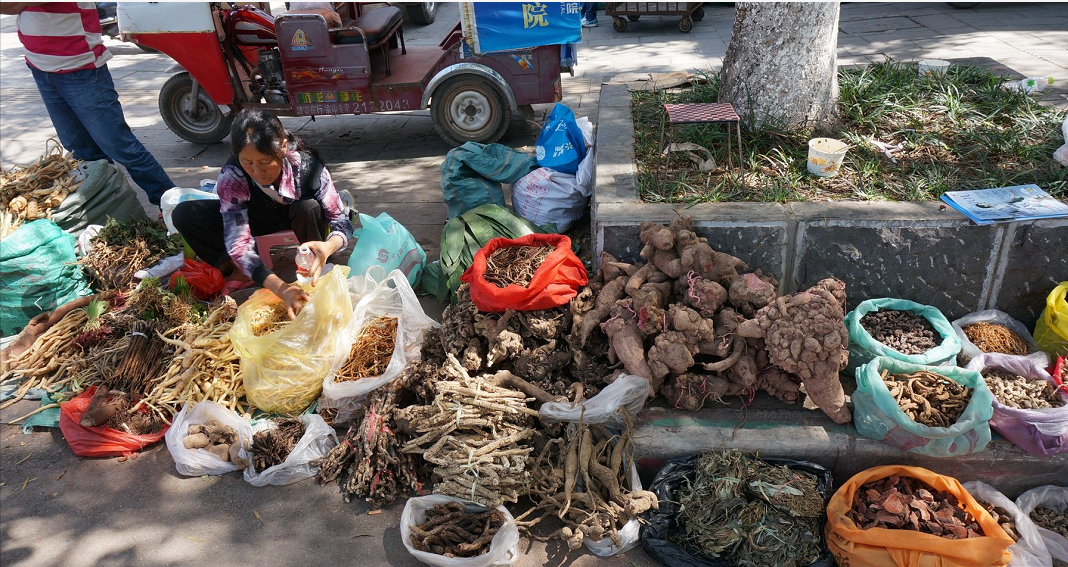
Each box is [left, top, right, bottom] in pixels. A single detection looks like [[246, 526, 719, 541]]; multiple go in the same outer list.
[[632, 60, 1067, 204]]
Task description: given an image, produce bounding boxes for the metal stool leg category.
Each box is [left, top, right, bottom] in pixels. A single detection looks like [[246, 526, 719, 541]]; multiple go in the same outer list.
[[736, 121, 743, 178], [656, 112, 668, 190]]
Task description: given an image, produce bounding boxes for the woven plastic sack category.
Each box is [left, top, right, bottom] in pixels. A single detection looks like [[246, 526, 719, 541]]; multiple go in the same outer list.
[[319, 269, 439, 420], [962, 481, 1053, 567], [461, 233, 587, 312], [965, 353, 1068, 456], [230, 267, 353, 414], [346, 212, 426, 288], [401, 495, 519, 567], [826, 465, 1013, 567], [1016, 486, 1068, 564], [853, 357, 994, 457], [952, 309, 1048, 365], [51, 159, 147, 237], [511, 116, 594, 232], [59, 386, 169, 458], [242, 414, 337, 486], [0, 220, 92, 337], [642, 454, 835, 567], [164, 402, 253, 476], [845, 298, 961, 375], [539, 373, 648, 429], [1034, 282, 1068, 357]]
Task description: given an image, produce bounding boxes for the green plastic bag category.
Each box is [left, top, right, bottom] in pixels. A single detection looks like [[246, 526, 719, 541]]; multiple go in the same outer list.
[[853, 357, 994, 457], [0, 220, 92, 336], [346, 212, 426, 288], [440, 142, 538, 219], [51, 160, 147, 237], [844, 298, 961, 375]]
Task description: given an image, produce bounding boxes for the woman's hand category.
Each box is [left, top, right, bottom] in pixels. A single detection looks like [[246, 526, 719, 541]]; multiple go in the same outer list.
[[264, 274, 310, 319], [301, 234, 345, 285]]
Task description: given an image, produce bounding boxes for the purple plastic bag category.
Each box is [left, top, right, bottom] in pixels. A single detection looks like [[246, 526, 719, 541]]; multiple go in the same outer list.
[[966, 353, 1068, 456]]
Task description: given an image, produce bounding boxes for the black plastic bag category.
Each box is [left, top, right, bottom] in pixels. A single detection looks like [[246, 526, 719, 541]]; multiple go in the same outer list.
[[640, 454, 835, 567]]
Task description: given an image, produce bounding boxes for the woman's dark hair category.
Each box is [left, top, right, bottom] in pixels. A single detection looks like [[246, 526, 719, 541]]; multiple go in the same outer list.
[[229, 108, 321, 163]]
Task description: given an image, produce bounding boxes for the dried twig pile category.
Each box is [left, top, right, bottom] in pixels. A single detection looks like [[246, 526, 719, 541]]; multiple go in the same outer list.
[[862, 310, 938, 355], [250, 418, 305, 471], [963, 322, 1029, 355], [81, 219, 184, 290], [409, 502, 506, 558], [337, 316, 398, 381], [981, 368, 1065, 410], [483, 245, 553, 288], [849, 475, 983, 539], [884, 370, 972, 427], [0, 138, 80, 237]]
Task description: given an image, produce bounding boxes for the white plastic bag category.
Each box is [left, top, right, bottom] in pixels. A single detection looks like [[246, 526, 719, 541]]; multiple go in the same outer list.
[[511, 117, 594, 232], [1017, 485, 1068, 563], [75, 224, 103, 256], [963, 480, 1053, 567], [134, 253, 185, 280], [1055, 115, 1068, 167], [241, 414, 337, 487], [319, 269, 439, 420], [539, 374, 648, 428], [952, 309, 1049, 365], [400, 495, 519, 567], [160, 186, 219, 235], [165, 402, 254, 477]]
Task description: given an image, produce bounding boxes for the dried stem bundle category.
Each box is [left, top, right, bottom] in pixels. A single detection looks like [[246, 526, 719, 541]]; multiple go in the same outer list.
[[483, 245, 553, 288], [337, 316, 398, 381], [250, 418, 305, 471], [963, 322, 1029, 355]]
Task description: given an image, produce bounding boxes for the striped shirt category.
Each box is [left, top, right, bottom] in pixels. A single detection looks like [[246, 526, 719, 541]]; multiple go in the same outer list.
[[17, 2, 111, 73]]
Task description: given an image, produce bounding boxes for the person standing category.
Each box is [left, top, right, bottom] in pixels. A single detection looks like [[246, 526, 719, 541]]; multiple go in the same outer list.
[[581, 2, 599, 27], [2, 2, 174, 206]]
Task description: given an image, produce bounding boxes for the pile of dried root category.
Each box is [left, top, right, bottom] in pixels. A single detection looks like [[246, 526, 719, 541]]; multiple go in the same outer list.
[[884, 370, 972, 428], [963, 322, 1029, 355], [483, 244, 554, 288], [0, 139, 80, 237], [250, 418, 305, 471], [336, 316, 398, 381], [981, 368, 1065, 410], [249, 299, 291, 336], [409, 502, 505, 558], [1030, 507, 1068, 538], [674, 450, 823, 567], [81, 219, 184, 290], [848, 475, 983, 539], [184, 421, 247, 468], [975, 498, 1019, 541], [81, 388, 166, 435], [862, 310, 939, 355]]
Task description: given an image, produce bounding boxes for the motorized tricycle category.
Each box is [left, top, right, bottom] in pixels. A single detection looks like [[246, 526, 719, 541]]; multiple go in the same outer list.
[[117, 3, 568, 145]]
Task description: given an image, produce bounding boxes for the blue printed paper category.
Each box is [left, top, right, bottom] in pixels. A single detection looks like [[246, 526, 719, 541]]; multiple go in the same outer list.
[[464, 2, 582, 54]]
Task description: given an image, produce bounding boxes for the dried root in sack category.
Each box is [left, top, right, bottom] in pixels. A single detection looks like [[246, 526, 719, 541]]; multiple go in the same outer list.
[[409, 501, 506, 558], [848, 475, 984, 539], [80, 219, 184, 290], [975, 498, 1020, 542], [963, 322, 1029, 356], [981, 368, 1065, 410], [1030, 507, 1068, 538], [483, 244, 554, 288], [0, 138, 80, 237], [398, 355, 538, 508], [336, 316, 398, 382], [884, 370, 972, 428], [249, 418, 305, 471], [248, 298, 291, 337], [672, 450, 823, 567], [861, 309, 939, 355]]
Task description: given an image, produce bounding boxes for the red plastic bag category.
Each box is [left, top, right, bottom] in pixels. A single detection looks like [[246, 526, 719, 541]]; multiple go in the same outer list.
[[169, 259, 225, 299], [59, 386, 169, 458], [461, 233, 587, 312]]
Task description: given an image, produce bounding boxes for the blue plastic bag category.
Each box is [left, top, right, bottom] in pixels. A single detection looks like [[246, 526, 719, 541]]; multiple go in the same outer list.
[[346, 212, 426, 288], [535, 104, 587, 174], [853, 356, 994, 457]]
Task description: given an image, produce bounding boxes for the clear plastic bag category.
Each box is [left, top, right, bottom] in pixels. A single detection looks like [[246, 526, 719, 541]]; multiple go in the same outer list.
[[164, 401, 253, 476], [319, 269, 439, 420], [400, 495, 519, 567], [538, 374, 649, 429], [952, 309, 1048, 366], [962, 480, 1053, 567], [230, 267, 353, 414], [582, 461, 642, 556], [845, 298, 961, 375], [965, 353, 1068, 456], [241, 414, 337, 487], [852, 357, 994, 457], [1016, 486, 1068, 563]]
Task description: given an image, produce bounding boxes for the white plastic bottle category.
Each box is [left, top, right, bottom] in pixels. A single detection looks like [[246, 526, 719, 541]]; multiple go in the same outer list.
[[295, 245, 314, 283], [1005, 76, 1054, 94]]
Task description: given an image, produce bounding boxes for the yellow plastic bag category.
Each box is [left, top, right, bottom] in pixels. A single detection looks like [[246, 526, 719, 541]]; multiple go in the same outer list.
[[825, 465, 1013, 567], [1034, 282, 1068, 357], [230, 267, 352, 414]]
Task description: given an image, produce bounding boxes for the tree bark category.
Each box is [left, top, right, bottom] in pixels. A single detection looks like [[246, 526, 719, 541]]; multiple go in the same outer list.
[[719, 2, 841, 130]]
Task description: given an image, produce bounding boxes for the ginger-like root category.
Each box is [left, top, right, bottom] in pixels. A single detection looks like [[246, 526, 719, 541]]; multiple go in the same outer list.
[[728, 272, 778, 311], [601, 253, 637, 282], [577, 277, 626, 347], [679, 273, 728, 318], [601, 303, 655, 390], [661, 372, 734, 411]]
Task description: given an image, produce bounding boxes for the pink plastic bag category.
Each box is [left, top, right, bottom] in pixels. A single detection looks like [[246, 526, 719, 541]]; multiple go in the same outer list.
[[966, 353, 1068, 456]]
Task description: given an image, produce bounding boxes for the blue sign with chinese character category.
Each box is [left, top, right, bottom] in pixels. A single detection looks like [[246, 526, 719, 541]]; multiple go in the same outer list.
[[467, 2, 581, 54]]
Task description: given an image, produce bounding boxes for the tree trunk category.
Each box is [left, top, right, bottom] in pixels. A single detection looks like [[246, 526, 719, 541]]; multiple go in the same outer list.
[[719, 2, 841, 130]]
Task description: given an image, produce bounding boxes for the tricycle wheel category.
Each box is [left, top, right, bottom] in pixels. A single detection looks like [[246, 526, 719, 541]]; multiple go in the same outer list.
[[159, 72, 232, 144], [627, 14, 640, 22], [679, 16, 693, 32], [692, 7, 705, 21], [399, 2, 436, 25], [613, 17, 627, 32], [431, 75, 509, 147]]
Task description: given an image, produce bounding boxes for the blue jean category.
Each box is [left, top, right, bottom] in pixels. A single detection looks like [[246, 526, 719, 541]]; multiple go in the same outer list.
[[29, 64, 173, 206], [582, 2, 598, 20]]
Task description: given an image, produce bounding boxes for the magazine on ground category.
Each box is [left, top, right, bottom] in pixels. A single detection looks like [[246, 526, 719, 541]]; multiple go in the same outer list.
[[940, 184, 1068, 225]]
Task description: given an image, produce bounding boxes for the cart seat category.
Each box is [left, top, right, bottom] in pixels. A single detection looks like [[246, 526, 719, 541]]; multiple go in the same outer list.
[[333, 7, 402, 46]]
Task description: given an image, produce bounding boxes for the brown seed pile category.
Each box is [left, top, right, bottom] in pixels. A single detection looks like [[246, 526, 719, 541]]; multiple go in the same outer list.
[[409, 502, 505, 558], [1031, 507, 1068, 538], [848, 475, 984, 539], [249, 418, 305, 471], [963, 322, 1029, 356], [884, 370, 972, 428], [981, 368, 1065, 410], [483, 245, 554, 288], [976, 498, 1019, 542], [862, 310, 939, 355]]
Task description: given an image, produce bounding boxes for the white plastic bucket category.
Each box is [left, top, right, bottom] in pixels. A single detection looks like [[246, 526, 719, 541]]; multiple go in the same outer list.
[[918, 59, 950, 77], [807, 138, 849, 177]]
